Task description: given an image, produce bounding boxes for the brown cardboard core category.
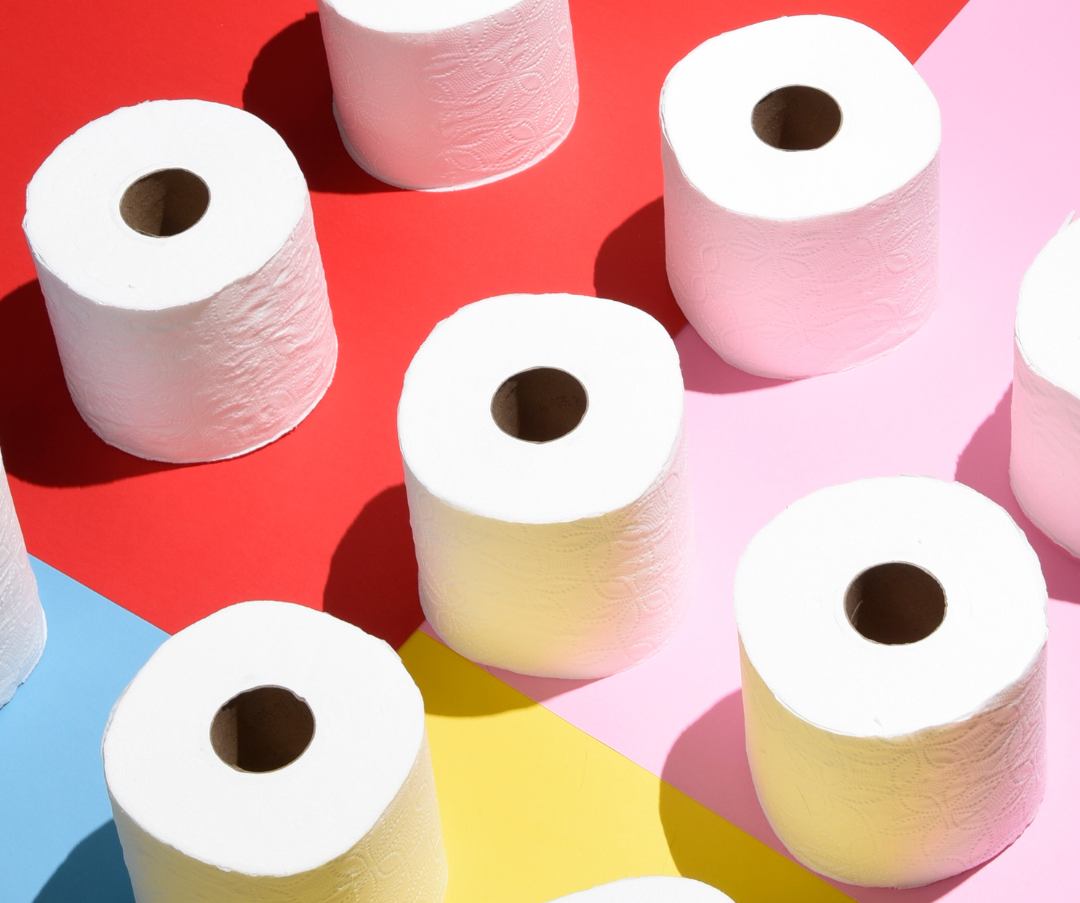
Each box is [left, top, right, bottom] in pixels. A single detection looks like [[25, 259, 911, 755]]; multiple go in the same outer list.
[[752, 86, 842, 151], [210, 686, 314, 773], [120, 168, 210, 236], [845, 562, 946, 645], [491, 367, 588, 443]]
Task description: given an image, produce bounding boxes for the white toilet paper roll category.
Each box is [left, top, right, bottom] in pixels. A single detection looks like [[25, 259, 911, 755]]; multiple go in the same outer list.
[[0, 449, 46, 709], [548, 877, 734, 898], [661, 15, 940, 379], [548, 877, 732, 902], [735, 476, 1047, 888], [24, 100, 337, 463], [317, 0, 579, 190], [1012, 218, 1080, 557], [103, 600, 446, 903], [399, 293, 693, 678]]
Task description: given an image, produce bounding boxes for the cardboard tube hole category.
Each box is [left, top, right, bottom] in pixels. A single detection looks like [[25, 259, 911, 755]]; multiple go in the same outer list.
[[120, 168, 210, 237], [491, 367, 588, 443], [210, 686, 314, 773], [845, 562, 946, 645], [752, 85, 842, 151]]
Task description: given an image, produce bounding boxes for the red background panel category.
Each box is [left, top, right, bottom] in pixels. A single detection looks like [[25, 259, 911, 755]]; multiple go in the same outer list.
[[0, 0, 967, 642]]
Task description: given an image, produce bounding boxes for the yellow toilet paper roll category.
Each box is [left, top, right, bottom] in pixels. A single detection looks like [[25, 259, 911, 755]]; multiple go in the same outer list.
[[735, 476, 1047, 887], [103, 601, 447, 903], [399, 293, 694, 679]]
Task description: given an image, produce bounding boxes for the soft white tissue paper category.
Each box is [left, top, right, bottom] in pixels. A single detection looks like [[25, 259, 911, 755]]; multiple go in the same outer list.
[[24, 100, 337, 463], [0, 449, 45, 709], [662, 15, 940, 379], [735, 476, 1047, 887], [103, 601, 446, 903], [399, 293, 694, 678], [547, 877, 732, 902], [317, 0, 578, 190], [1012, 218, 1080, 557]]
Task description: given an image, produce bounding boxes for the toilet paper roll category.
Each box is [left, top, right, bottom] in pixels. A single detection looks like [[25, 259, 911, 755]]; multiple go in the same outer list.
[[549, 877, 732, 902], [661, 15, 940, 379], [399, 293, 693, 678], [1012, 217, 1080, 556], [317, 0, 579, 190], [103, 600, 446, 903], [0, 449, 46, 709], [24, 100, 337, 463], [735, 476, 1047, 888]]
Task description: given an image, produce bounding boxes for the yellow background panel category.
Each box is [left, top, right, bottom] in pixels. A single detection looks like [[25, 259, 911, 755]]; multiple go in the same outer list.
[[401, 632, 852, 903]]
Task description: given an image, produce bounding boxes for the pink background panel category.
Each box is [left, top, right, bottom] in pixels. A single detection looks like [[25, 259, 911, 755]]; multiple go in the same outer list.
[[444, 0, 1080, 898]]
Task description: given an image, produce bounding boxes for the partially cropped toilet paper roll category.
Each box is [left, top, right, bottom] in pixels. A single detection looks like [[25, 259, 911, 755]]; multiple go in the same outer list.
[[103, 601, 446, 903], [735, 476, 1047, 888], [399, 293, 693, 678], [1012, 217, 1080, 556], [662, 16, 940, 379], [0, 449, 45, 709], [24, 100, 337, 463], [548, 877, 732, 902], [317, 0, 578, 190]]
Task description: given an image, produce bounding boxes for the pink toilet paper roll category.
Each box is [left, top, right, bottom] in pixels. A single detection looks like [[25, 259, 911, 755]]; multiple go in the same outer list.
[[661, 16, 940, 379], [1011, 217, 1080, 556]]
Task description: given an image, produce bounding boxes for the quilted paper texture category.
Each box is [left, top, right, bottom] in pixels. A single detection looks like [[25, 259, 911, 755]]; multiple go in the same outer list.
[[36, 199, 337, 463], [406, 428, 694, 679], [0, 452, 45, 708], [112, 736, 447, 903], [741, 641, 1047, 888], [1011, 342, 1080, 558], [663, 140, 940, 380], [320, 0, 578, 189]]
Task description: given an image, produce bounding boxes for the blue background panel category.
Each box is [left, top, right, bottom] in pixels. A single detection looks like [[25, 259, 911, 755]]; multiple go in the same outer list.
[[0, 559, 165, 902]]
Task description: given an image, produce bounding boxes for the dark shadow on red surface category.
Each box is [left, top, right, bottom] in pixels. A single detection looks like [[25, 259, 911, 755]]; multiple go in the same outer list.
[[675, 326, 789, 395], [32, 820, 134, 903], [955, 387, 1080, 605], [323, 483, 425, 648], [593, 198, 686, 337], [660, 690, 983, 901], [242, 13, 401, 196], [0, 282, 177, 487]]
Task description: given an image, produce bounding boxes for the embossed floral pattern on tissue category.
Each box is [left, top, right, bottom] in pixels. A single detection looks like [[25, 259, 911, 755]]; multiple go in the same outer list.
[[321, 0, 579, 189]]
